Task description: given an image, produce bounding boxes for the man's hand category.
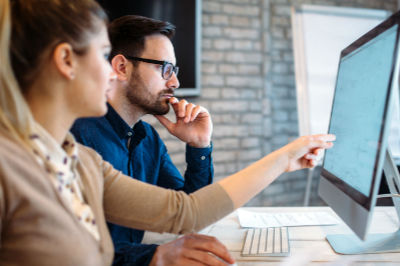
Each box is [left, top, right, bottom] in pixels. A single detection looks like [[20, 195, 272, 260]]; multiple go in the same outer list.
[[149, 233, 235, 266], [155, 97, 212, 148]]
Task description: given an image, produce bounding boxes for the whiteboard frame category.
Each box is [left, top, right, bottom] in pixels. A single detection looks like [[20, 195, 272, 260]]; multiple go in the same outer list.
[[291, 5, 391, 136]]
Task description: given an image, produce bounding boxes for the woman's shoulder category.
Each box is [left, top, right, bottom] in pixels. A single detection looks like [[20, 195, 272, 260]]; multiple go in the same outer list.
[[76, 143, 109, 181], [0, 130, 35, 165], [0, 130, 58, 202], [77, 142, 105, 165]]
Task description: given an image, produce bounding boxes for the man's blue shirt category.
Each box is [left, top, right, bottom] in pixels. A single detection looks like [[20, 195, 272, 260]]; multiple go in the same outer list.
[[70, 104, 213, 265]]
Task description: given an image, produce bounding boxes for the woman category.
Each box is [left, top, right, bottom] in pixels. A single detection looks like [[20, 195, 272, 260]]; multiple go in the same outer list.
[[0, 0, 335, 265]]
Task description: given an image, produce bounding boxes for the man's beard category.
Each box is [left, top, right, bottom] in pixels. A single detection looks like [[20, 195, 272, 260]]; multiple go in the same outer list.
[[126, 72, 172, 115]]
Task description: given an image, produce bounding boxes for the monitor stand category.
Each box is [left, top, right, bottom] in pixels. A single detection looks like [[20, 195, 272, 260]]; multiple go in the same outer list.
[[326, 149, 400, 254]]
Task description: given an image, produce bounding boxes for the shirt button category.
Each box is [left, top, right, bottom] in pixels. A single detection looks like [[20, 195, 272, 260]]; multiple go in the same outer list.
[[200, 156, 206, 160], [127, 132, 133, 137]]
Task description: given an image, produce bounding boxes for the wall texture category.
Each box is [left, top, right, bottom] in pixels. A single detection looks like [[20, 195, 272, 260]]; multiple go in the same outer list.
[[144, 0, 398, 206]]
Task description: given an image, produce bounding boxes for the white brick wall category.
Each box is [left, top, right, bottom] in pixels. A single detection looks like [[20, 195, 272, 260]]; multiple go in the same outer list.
[[143, 0, 398, 207]]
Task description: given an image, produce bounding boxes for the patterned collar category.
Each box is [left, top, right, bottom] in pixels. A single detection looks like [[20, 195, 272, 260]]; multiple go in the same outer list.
[[28, 123, 100, 241]]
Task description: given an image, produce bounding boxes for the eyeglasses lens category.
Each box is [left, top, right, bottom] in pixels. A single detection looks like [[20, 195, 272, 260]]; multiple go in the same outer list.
[[163, 64, 173, 80], [163, 63, 179, 80]]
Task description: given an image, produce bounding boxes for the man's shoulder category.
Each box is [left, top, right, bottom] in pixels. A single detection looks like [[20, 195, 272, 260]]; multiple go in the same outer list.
[[71, 117, 110, 135], [72, 116, 108, 130], [70, 116, 112, 145]]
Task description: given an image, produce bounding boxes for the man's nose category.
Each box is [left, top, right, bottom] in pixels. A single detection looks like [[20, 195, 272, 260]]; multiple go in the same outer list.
[[167, 72, 180, 90]]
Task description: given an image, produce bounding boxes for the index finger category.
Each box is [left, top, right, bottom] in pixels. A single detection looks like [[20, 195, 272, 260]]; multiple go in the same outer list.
[[169, 96, 179, 107], [169, 97, 183, 116]]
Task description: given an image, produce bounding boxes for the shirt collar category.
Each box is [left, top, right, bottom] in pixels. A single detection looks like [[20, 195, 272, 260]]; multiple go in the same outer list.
[[105, 103, 134, 139], [105, 103, 146, 141]]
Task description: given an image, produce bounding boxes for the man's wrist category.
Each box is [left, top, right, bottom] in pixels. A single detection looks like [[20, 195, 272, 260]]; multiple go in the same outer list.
[[187, 141, 211, 148], [186, 142, 212, 167]]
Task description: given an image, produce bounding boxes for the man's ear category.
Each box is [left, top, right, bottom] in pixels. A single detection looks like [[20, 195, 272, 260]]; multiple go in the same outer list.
[[52, 43, 76, 80], [111, 54, 131, 81]]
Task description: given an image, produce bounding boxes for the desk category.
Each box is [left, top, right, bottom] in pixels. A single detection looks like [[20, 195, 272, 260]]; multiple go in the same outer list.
[[143, 207, 400, 265]]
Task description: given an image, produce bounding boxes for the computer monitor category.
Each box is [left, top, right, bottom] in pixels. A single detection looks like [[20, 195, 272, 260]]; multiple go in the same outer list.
[[318, 10, 400, 254]]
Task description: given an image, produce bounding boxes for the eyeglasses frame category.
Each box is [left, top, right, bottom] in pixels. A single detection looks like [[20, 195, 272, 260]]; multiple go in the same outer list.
[[124, 56, 179, 80]]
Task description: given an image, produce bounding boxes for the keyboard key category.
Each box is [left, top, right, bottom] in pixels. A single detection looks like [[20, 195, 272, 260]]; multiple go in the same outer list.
[[266, 227, 273, 253], [250, 227, 260, 255], [259, 228, 267, 252], [242, 228, 253, 255], [281, 227, 289, 253]]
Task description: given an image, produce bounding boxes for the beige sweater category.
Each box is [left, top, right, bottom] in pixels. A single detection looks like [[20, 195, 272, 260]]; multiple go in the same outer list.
[[0, 130, 234, 266]]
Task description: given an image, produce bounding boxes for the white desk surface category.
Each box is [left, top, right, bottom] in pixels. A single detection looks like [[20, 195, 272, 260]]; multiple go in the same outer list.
[[142, 206, 400, 265]]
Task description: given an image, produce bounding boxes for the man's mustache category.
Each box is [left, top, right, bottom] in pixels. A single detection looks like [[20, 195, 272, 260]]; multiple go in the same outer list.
[[159, 89, 174, 96]]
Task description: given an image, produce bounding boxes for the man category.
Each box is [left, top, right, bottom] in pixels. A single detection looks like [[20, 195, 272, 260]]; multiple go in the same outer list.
[[71, 15, 219, 265]]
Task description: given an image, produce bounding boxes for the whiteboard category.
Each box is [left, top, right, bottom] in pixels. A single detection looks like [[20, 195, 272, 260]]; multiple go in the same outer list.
[[291, 5, 400, 159], [291, 5, 390, 136]]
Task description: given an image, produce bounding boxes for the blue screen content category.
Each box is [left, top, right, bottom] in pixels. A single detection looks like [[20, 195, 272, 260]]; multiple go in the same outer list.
[[324, 25, 398, 197]]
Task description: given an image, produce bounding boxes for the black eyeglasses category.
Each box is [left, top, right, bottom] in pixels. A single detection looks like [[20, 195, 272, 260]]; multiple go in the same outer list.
[[125, 56, 179, 80]]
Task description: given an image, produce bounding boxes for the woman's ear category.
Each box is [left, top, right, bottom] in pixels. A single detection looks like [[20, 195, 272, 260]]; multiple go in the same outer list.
[[111, 54, 131, 81], [52, 43, 76, 80]]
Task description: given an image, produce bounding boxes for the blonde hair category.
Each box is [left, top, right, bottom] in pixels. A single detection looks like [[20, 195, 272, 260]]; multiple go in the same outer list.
[[0, 0, 35, 145]]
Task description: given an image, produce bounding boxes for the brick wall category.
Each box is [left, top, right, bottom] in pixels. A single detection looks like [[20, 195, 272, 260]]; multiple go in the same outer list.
[[143, 0, 398, 206]]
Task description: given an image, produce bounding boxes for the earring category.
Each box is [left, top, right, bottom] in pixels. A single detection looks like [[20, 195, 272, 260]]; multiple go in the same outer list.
[[70, 72, 75, 79]]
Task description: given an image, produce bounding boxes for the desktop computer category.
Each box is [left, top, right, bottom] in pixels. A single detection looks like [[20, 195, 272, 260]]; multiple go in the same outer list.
[[319, 10, 400, 254]]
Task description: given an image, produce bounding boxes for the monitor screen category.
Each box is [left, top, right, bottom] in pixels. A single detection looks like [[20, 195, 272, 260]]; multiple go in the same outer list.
[[319, 11, 400, 241], [324, 24, 398, 203]]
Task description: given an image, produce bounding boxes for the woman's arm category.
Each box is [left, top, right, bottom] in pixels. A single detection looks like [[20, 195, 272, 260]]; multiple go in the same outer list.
[[100, 134, 334, 233], [219, 134, 335, 208], [102, 166, 233, 234]]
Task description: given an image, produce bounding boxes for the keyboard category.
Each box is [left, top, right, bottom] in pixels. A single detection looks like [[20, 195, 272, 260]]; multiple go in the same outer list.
[[241, 227, 290, 257]]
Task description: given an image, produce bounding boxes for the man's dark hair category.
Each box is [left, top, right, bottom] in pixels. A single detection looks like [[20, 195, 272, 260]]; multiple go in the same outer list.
[[108, 15, 175, 62]]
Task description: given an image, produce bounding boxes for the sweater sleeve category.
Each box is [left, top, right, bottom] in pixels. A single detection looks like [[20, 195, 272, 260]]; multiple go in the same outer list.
[[0, 178, 3, 246], [101, 156, 234, 234]]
